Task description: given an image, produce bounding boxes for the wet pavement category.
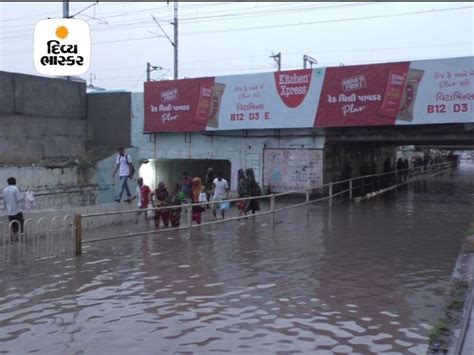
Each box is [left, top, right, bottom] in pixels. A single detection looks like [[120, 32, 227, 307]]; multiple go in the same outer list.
[[1, 165, 473, 354], [462, 295, 474, 355]]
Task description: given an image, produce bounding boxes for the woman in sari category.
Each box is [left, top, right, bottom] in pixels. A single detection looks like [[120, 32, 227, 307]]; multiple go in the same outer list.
[[245, 168, 261, 215], [153, 181, 169, 228], [192, 177, 205, 225], [169, 183, 182, 228]]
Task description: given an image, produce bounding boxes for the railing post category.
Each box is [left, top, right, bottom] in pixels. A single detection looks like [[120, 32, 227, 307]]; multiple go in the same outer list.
[[395, 169, 398, 184], [329, 182, 333, 206], [270, 194, 275, 226], [187, 203, 193, 237], [349, 179, 353, 199], [74, 214, 82, 256], [306, 190, 310, 217]]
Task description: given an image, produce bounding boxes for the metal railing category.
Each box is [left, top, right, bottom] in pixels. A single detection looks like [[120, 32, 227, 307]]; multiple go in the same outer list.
[[0, 215, 74, 270], [72, 161, 456, 256]]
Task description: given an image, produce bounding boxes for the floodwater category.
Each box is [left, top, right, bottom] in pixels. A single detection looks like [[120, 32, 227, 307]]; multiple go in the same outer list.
[[1, 165, 474, 354]]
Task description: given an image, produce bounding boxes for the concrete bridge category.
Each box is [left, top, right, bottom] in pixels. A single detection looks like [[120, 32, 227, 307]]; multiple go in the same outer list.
[[324, 123, 474, 146]]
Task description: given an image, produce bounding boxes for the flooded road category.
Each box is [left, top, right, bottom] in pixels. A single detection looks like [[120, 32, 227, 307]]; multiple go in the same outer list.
[[1, 165, 474, 354]]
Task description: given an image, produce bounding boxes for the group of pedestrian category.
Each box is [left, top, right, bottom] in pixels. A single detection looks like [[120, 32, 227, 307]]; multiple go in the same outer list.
[[126, 171, 226, 228], [236, 168, 262, 216], [188, 171, 231, 224], [134, 177, 183, 228], [113, 147, 263, 227]]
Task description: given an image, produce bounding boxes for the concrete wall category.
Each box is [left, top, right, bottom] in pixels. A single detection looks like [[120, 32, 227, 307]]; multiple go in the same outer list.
[[87, 92, 132, 150], [0, 165, 98, 212], [131, 93, 326, 191], [0, 72, 139, 213], [0, 71, 87, 164], [0, 149, 138, 214]]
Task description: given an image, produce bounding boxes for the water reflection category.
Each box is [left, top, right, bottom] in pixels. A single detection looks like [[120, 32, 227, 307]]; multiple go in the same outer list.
[[1, 166, 473, 353]]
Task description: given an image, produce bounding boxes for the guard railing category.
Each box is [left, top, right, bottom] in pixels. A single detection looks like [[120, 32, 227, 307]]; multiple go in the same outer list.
[[72, 160, 456, 256], [0, 215, 74, 269]]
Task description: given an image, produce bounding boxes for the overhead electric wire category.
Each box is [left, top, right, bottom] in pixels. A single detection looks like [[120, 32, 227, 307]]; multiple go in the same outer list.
[[2, 2, 472, 92], [0, 1, 231, 24], [0, 2, 378, 40], [2, 3, 472, 43], [87, 39, 473, 74], [1, 4, 472, 55], [180, 5, 474, 36], [178, 42, 474, 65], [0, 2, 390, 40]]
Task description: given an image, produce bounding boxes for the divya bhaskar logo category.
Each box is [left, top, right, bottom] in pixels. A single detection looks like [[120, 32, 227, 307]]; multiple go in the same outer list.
[[34, 18, 90, 76]]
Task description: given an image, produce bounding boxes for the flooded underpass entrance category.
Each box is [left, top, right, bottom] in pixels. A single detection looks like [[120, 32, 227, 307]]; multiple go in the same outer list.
[[1, 165, 473, 354]]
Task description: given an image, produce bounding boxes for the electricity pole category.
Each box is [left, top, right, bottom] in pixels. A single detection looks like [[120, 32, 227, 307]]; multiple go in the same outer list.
[[151, 0, 178, 80], [173, 1, 178, 80], [303, 55, 318, 69], [63, 0, 70, 80], [270, 52, 281, 71], [146, 62, 163, 81], [63, 0, 69, 18]]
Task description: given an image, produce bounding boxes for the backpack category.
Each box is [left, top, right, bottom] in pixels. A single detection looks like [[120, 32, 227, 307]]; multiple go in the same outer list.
[[119, 154, 135, 178], [128, 157, 135, 178]]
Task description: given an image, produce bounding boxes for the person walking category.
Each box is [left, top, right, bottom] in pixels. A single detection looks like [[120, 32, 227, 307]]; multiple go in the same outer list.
[[396, 158, 404, 183], [153, 181, 170, 228], [179, 172, 193, 202], [113, 147, 134, 203], [245, 168, 261, 215], [169, 184, 183, 228], [191, 177, 204, 225], [383, 157, 393, 187], [211, 172, 230, 219], [133, 177, 151, 224], [204, 168, 215, 208], [2, 177, 25, 240], [236, 169, 247, 217]]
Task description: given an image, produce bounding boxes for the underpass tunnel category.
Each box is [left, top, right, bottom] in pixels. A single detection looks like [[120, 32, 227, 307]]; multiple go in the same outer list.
[[323, 143, 460, 184], [138, 158, 232, 191], [323, 143, 398, 183]]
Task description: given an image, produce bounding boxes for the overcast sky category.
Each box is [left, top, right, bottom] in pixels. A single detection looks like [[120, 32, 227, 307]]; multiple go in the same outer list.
[[1, 2, 473, 91]]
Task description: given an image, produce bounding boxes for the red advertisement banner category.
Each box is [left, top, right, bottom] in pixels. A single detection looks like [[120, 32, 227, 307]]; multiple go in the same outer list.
[[314, 62, 410, 127], [143, 57, 474, 132], [144, 77, 215, 132]]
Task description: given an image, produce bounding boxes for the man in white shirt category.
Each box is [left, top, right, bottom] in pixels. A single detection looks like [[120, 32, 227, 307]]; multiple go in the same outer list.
[[2, 177, 25, 239], [112, 147, 133, 203], [212, 172, 230, 219]]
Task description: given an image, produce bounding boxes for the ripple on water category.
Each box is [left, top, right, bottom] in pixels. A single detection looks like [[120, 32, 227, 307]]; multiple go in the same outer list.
[[1, 167, 473, 353]]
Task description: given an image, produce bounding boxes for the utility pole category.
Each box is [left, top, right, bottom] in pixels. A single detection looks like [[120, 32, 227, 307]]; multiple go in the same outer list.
[[151, 1, 178, 80], [63, 0, 69, 18], [146, 62, 163, 81], [303, 55, 318, 69], [270, 52, 281, 71], [173, 1, 178, 80], [63, 0, 70, 81]]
